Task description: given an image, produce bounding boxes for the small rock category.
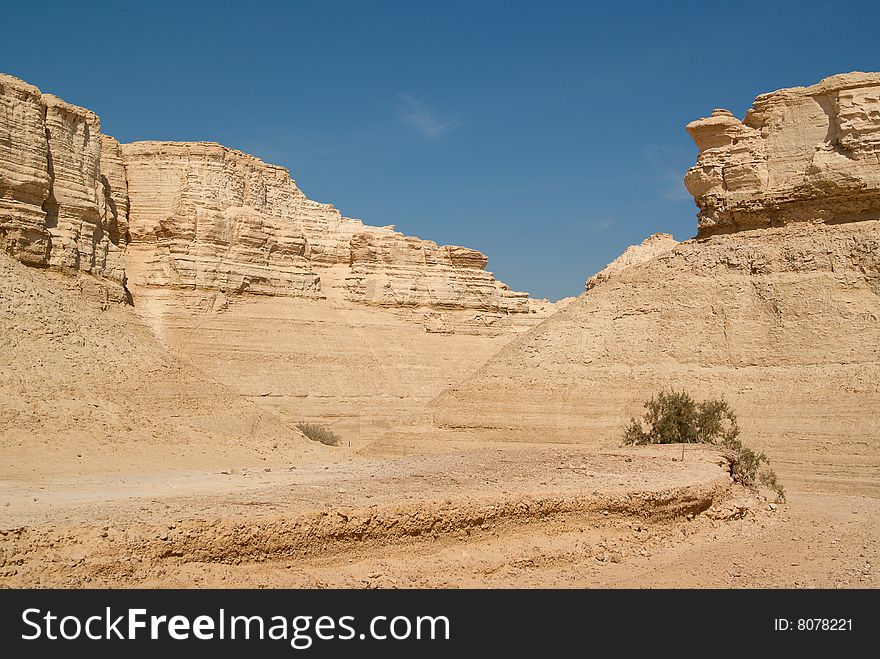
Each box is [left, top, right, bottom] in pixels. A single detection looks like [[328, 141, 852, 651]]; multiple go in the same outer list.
[[609, 553, 622, 563]]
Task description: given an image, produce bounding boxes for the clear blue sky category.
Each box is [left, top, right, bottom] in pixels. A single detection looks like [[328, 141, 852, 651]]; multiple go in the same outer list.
[[3, 1, 878, 300]]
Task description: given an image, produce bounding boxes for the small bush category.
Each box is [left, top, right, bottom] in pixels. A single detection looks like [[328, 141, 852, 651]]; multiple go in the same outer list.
[[623, 390, 739, 446], [296, 422, 341, 446], [623, 389, 782, 498]]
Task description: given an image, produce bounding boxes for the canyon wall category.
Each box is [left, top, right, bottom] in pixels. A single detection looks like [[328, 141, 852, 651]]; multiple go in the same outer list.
[[426, 73, 880, 495], [121, 139, 533, 327], [118, 136, 552, 441]]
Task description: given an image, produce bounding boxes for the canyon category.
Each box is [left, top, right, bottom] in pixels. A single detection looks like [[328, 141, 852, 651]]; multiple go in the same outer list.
[[1, 71, 878, 588]]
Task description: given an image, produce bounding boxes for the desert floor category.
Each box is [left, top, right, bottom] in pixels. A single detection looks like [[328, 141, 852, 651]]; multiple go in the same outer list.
[[1, 440, 875, 588]]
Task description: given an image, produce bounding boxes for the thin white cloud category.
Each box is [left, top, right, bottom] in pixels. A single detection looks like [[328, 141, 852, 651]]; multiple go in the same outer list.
[[396, 93, 466, 140], [588, 217, 616, 232]]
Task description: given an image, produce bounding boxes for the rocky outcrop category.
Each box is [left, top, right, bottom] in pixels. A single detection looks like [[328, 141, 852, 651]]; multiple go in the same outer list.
[[346, 232, 529, 313], [0, 75, 129, 287], [0, 75, 50, 266], [685, 72, 880, 236], [585, 233, 678, 290]]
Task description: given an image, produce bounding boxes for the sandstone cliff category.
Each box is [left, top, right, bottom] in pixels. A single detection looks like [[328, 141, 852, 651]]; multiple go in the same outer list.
[[2, 72, 547, 329], [116, 129, 551, 441], [685, 72, 880, 236], [121, 140, 535, 331], [0, 75, 129, 291], [427, 73, 880, 495]]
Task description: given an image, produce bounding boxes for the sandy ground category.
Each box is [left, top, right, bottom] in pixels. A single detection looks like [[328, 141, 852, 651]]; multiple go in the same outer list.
[[2, 442, 875, 588]]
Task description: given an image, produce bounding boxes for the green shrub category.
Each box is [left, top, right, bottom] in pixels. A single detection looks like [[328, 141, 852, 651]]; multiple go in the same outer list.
[[296, 422, 341, 447], [623, 389, 783, 499], [623, 390, 739, 446]]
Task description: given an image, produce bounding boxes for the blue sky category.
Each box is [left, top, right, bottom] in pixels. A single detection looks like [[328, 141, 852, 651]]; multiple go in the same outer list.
[[3, 0, 878, 300]]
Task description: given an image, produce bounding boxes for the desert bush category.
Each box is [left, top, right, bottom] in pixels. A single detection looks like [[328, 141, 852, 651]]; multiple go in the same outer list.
[[296, 422, 341, 446], [623, 390, 782, 498]]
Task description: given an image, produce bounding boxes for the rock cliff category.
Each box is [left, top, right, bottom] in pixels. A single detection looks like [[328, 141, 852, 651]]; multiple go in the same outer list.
[[121, 140, 533, 324], [0, 75, 129, 291], [685, 72, 880, 236], [2, 73, 546, 328], [116, 131, 551, 440]]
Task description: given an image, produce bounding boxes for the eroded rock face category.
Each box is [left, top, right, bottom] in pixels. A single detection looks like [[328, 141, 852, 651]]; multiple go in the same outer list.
[[3, 73, 543, 331], [0, 72, 560, 441], [0, 75, 51, 266], [685, 72, 880, 236], [117, 142, 551, 437], [0, 74, 129, 287], [346, 232, 529, 314], [122, 141, 321, 297], [428, 220, 880, 493], [122, 140, 533, 323]]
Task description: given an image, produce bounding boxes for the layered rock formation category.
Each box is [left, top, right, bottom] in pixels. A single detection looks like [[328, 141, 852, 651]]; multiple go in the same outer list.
[[685, 72, 880, 236], [2, 72, 545, 329], [121, 140, 532, 327], [427, 73, 880, 495], [0, 74, 128, 289]]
